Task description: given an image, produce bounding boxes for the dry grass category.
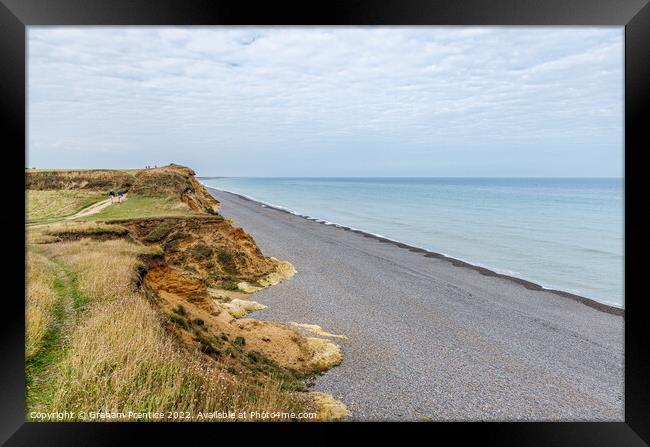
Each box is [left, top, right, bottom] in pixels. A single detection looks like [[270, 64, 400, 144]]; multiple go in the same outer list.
[[34, 238, 310, 420], [50, 295, 307, 420], [27, 221, 127, 245], [27, 190, 106, 224], [25, 169, 136, 191], [44, 239, 157, 303], [25, 251, 59, 358], [45, 221, 128, 234]]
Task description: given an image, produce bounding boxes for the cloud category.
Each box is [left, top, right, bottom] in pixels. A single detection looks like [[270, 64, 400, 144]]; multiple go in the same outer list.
[[28, 27, 623, 176]]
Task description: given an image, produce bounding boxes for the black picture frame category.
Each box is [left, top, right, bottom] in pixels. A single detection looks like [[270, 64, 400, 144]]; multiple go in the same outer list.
[[3, 0, 649, 444]]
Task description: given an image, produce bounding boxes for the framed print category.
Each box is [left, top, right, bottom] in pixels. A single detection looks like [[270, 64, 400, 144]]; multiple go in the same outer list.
[[2, 0, 649, 444]]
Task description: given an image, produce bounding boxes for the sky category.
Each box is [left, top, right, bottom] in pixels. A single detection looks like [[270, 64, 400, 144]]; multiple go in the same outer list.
[[28, 27, 624, 177]]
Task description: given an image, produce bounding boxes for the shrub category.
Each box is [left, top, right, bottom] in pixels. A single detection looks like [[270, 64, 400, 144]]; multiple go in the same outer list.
[[190, 242, 213, 260], [220, 279, 240, 291], [168, 313, 189, 330], [142, 221, 176, 242], [195, 333, 220, 357], [217, 249, 238, 273]]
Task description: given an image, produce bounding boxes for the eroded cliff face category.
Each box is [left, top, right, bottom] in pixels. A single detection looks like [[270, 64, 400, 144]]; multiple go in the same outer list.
[[26, 164, 220, 214], [121, 216, 276, 288], [122, 169, 342, 393], [129, 164, 220, 214], [124, 215, 341, 381], [27, 164, 346, 418]]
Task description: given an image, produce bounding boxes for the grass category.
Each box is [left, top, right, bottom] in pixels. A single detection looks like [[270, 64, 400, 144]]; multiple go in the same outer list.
[[25, 250, 63, 361], [25, 247, 87, 413], [26, 170, 136, 192], [26, 168, 138, 173], [44, 221, 130, 239], [83, 195, 193, 221], [25, 167, 320, 421], [44, 239, 149, 304], [26, 238, 311, 421], [245, 351, 306, 392], [49, 296, 306, 420], [26, 190, 106, 224]]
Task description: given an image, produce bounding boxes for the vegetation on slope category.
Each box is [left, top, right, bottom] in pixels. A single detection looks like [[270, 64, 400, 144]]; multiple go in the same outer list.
[[83, 196, 193, 221], [26, 164, 220, 221], [25, 164, 346, 422], [29, 239, 308, 419], [26, 190, 106, 224], [26, 169, 136, 191]]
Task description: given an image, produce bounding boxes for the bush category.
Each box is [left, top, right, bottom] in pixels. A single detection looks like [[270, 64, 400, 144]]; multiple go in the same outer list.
[[168, 313, 189, 330], [217, 249, 238, 273], [190, 242, 213, 260], [195, 333, 220, 356], [143, 221, 176, 242]]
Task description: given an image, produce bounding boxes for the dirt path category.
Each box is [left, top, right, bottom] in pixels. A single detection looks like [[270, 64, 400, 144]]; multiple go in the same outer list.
[[65, 196, 128, 220]]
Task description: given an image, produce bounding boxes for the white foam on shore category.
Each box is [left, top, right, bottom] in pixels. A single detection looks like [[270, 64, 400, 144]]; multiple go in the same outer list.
[[201, 182, 623, 310]]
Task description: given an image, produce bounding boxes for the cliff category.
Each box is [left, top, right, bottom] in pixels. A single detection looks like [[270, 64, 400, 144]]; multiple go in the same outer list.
[[25, 163, 346, 421]]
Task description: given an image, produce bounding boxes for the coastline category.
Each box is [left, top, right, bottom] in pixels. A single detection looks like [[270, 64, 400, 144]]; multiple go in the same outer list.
[[206, 186, 623, 420], [204, 185, 623, 317], [25, 165, 349, 421]]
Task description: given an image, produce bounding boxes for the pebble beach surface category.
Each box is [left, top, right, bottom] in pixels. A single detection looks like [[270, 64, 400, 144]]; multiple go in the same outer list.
[[209, 188, 624, 422]]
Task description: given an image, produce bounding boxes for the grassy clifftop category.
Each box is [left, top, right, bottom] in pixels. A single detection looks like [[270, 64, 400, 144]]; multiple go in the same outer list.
[[26, 168, 136, 191], [25, 164, 347, 422], [26, 164, 219, 217]]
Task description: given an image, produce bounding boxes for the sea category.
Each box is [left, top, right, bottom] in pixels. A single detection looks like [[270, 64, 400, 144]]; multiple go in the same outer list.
[[202, 177, 624, 308]]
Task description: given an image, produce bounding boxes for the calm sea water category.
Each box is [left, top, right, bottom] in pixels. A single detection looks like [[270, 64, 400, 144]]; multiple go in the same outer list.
[[203, 177, 624, 308]]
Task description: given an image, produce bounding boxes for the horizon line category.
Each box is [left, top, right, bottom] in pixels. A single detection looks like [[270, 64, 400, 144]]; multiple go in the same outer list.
[[197, 175, 624, 179]]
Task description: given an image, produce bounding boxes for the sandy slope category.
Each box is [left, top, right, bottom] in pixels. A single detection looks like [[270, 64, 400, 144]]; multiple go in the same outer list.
[[208, 188, 624, 422]]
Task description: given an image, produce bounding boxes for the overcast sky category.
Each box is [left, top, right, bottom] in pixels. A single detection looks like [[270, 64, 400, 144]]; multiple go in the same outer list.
[[28, 27, 623, 177]]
